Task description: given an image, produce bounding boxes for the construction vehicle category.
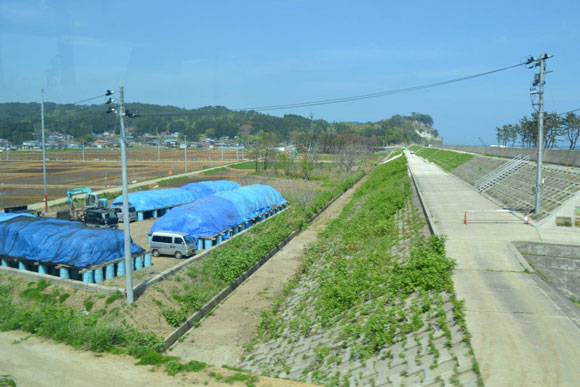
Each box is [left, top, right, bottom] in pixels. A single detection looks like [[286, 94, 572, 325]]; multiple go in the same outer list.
[[66, 187, 108, 220], [84, 208, 118, 229]]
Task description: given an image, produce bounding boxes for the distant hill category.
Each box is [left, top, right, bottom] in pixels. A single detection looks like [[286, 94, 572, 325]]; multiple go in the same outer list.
[[0, 102, 437, 146]]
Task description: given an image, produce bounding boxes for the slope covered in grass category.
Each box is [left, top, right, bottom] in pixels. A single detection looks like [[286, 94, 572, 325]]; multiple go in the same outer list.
[[241, 156, 481, 386], [414, 147, 474, 171]]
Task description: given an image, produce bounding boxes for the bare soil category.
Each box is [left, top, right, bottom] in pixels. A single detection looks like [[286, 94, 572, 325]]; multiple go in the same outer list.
[[0, 330, 308, 387], [0, 147, 244, 208]]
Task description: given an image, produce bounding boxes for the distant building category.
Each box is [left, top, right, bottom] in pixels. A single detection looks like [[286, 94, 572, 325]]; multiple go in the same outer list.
[[93, 139, 112, 149]]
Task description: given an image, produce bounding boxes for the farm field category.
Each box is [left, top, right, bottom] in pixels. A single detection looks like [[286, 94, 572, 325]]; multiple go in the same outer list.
[[0, 147, 244, 208], [1, 147, 244, 162]]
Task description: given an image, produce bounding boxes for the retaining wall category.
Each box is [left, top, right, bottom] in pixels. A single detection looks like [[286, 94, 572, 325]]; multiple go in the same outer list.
[[514, 241, 580, 300], [439, 145, 580, 167]]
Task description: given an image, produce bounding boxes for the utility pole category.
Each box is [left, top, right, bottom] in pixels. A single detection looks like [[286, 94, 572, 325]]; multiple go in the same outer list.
[[118, 86, 134, 304], [157, 130, 160, 161], [40, 88, 48, 213], [82, 141, 85, 162], [221, 144, 224, 163], [309, 113, 314, 152], [184, 134, 188, 173], [528, 53, 552, 216]]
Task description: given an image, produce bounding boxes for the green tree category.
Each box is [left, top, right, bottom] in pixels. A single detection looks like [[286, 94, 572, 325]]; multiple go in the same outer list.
[[300, 157, 313, 180], [562, 113, 580, 150]]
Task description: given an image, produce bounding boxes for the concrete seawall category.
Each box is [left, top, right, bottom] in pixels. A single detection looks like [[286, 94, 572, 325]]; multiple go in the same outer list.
[[439, 145, 580, 167]]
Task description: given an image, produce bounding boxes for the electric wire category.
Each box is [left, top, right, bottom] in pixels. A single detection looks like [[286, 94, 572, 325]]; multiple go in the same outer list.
[[557, 107, 580, 116], [237, 62, 527, 111], [135, 61, 527, 118]]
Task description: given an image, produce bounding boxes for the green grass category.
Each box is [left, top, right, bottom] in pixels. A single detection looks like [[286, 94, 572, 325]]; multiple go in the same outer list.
[[230, 161, 260, 170], [0, 280, 218, 377], [158, 176, 189, 187], [105, 291, 124, 305], [0, 281, 166, 355], [413, 147, 473, 171], [0, 375, 16, 387], [203, 167, 228, 176]]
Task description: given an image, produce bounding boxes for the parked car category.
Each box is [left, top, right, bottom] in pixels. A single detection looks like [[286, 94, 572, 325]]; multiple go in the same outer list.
[[112, 205, 138, 222], [84, 209, 118, 229], [150, 231, 196, 259]]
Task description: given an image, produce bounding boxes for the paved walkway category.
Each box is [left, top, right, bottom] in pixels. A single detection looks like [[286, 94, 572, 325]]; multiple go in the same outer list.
[[407, 152, 580, 387]]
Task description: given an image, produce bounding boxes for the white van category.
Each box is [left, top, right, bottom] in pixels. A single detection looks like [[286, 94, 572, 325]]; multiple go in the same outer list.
[[150, 231, 196, 258]]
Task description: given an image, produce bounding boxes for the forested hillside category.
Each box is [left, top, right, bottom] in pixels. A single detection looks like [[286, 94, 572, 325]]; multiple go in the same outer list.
[[0, 102, 436, 146]]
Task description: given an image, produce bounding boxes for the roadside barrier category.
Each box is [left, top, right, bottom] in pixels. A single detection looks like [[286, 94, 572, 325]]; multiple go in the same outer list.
[[463, 209, 531, 225]]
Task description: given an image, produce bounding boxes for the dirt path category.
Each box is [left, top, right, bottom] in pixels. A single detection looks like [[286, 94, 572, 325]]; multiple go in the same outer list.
[[170, 178, 366, 367], [0, 330, 310, 387], [407, 152, 580, 386], [0, 330, 192, 387]]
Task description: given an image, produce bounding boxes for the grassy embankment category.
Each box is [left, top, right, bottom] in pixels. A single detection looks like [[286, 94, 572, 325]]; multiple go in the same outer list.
[[243, 156, 481, 385], [410, 146, 473, 171]]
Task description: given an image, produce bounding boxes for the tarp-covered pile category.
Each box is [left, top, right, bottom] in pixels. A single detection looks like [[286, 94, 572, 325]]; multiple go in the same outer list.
[[0, 216, 143, 268], [149, 184, 287, 241], [0, 212, 35, 222], [111, 180, 240, 212]]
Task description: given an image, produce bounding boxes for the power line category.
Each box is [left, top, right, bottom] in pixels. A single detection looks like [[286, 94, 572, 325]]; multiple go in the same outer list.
[[1, 61, 532, 125], [134, 61, 527, 118], [557, 107, 580, 116], [237, 62, 526, 111]]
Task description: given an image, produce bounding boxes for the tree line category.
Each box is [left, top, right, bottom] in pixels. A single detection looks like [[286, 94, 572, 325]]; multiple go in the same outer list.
[[496, 112, 580, 150], [0, 102, 436, 147]]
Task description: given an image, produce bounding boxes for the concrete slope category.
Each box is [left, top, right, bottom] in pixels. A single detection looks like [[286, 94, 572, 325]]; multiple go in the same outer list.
[[407, 152, 580, 387]]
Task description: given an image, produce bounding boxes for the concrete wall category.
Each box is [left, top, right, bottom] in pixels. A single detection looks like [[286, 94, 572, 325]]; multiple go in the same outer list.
[[439, 145, 580, 167], [514, 241, 580, 299], [537, 190, 580, 230]]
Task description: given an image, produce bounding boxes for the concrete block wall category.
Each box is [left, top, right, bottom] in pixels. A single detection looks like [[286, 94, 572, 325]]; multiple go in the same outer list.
[[439, 145, 580, 167], [537, 190, 580, 229]]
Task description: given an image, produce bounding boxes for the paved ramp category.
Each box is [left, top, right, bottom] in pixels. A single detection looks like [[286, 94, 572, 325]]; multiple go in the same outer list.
[[407, 152, 580, 386]]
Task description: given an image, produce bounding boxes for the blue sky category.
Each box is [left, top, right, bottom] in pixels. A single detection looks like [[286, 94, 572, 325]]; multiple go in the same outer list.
[[0, 0, 579, 144]]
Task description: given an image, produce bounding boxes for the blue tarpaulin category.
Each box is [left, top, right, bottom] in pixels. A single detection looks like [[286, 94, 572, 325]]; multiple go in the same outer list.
[[111, 180, 240, 212], [197, 180, 240, 193], [149, 184, 287, 241], [0, 212, 35, 222], [0, 217, 143, 268]]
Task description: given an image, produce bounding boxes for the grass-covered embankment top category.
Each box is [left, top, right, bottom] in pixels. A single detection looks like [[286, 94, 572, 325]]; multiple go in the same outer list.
[[412, 146, 474, 171], [241, 155, 481, 386]]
